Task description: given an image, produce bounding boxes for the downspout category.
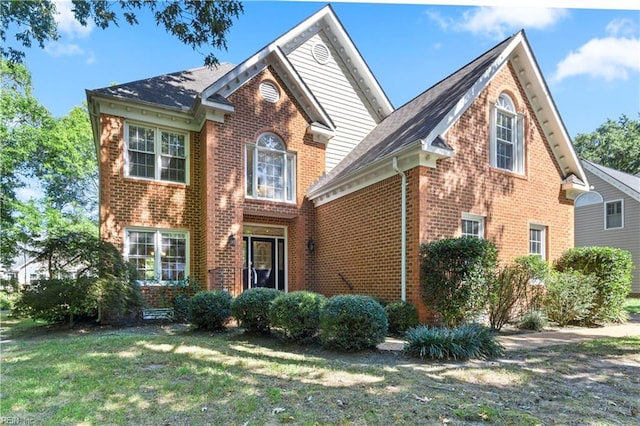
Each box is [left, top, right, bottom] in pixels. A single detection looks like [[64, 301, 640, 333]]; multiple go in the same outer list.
[[392, 157, 407, 302]]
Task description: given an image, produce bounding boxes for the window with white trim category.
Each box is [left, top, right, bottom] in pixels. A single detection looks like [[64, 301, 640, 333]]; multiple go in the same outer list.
[[125, 228, 188, 283], [529, 224, 546, 260], [461, 213, 485, 239], [605, 200, 623, 229], [245, 133, 296, 203], [490, 93, 524, 174], [125, 123, 188, 183]]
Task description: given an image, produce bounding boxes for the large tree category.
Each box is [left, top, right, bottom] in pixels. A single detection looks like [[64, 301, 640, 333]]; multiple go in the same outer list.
[[1, 0, 243, 66], [572, 114, 640, 175], [1, 60, 97, 267]]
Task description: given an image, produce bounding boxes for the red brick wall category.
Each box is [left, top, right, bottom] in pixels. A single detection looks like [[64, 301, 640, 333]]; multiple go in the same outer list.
[[315, 63, 574, 323]]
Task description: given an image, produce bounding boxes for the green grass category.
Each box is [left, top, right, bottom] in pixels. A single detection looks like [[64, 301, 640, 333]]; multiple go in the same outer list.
[[624, 297, 640, 314], [2, 313, 639, 425]]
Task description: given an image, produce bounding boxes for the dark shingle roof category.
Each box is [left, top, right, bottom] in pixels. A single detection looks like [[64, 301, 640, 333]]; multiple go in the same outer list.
[[583, 160, 640, 193], [311, 32, 516, 192], [89, 63, 236, 111]]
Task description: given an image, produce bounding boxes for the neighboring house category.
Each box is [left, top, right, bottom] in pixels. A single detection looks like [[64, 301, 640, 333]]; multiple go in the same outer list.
[[575, 160, 640, 296], [1, 256, 76, 288], [86, 5, 588, 321]]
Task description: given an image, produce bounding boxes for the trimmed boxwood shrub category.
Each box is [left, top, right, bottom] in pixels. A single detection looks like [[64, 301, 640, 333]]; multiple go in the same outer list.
[[270, 291, 327, 342], [189, 291, 232, 331], [319, 295, 388, 351], [420, 238, 498, 327], [384, 301, 419, 335], [554, 246, 634, 323], [231, 287, 282, 333], [404, 323, 504, 360], [544, 271, 598, 326]]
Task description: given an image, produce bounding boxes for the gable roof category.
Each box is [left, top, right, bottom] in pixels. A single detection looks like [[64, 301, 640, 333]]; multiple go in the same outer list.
[[309, 30, 589, 202], [582, 160, 640, 202]]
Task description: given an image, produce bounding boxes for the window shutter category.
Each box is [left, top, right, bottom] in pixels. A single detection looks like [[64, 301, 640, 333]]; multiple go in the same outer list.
[[516, 113, 525, 174]]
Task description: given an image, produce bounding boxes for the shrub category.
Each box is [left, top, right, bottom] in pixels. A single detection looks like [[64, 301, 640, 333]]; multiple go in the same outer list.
[[420, 238, 498, 327], [404, 323, 504, 360], [0, 292, 16, 311], [517, 309, 548, 331], [487, 264, 531, 331], [555, 247, 634, 323], [172, 294, 191, 323], [544, 271, 598, 326], [514, 255, 550, 282], [231, 287, 282, 333], [319, 295, 388, 351], [270, 291, 327, 342], [189, 291, 232, 331], [384, 301, 419, 335]]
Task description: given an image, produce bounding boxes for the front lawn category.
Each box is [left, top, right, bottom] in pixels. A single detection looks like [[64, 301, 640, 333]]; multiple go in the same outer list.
[[1, 314, 639, 425], [625, 297, 640, 315]]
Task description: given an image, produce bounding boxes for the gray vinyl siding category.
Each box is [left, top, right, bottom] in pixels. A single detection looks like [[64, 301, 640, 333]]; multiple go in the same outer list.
[[575, 172, 640, 294], [287, 34, 379, 173]]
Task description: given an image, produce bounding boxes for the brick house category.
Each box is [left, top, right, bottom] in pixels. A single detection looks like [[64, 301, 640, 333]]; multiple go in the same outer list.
[[87, 5, 589, 321]]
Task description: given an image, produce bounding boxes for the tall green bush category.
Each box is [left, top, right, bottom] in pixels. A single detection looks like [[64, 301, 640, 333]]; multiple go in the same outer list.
[[319, 295, 388, 351], [231, 287, 282, 333], [554, 247, 634, 323], [189, 291, 232, 331], [420, 238, 498, 327], [544, 271, 598, 326], [270, 291, 327, 342]]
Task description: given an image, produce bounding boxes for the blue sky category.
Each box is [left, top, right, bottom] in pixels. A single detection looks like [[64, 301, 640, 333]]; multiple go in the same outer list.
[[17, 1, 640, 137]]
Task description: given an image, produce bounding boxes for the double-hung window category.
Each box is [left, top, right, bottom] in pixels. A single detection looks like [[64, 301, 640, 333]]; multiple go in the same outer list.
[[126, 228, 188, 283], [529, 224, 546, 260], [490, 93, 524, 174], [605, 200, 623, 229], [126, 123, 188, 184], [461, 213, 485, 239], [246, 133, 296, 203]]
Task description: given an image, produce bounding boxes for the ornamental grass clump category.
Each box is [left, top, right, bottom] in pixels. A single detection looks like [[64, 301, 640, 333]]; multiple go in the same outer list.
[[319, 295, 388, 351], [270, 291, 326, 342], [404, 323, 504, 360]]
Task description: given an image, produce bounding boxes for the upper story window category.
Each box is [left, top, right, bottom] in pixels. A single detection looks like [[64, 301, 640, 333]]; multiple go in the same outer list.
[[125, 228, 188, 284], [461, 213, 485, 239], [125, 123, 188, 184], [605, 200, 623, 229], [490, 93, 524, 174], [245, 133, 296, 203]]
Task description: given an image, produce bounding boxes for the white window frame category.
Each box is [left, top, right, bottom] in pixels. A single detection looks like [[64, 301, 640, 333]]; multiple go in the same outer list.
[[461, 213, 485, 239], [124, 122, 190, 184], [124, 227, 190, 285], [529, 224, 546, 260], [245, 132, 296, 203], [604, 199, 624, 230], [490, 93, 525, 174]]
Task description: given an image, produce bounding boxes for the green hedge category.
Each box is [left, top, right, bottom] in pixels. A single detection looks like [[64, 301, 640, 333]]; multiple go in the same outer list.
[[270, 291, 327, 342], [384, 301, 419, 334], [319, 295, 388, 351], [231, 287, 282, 333], [554, 246, 634, 323], [544, 271, 598, 326], [189, 291, 232, 331]]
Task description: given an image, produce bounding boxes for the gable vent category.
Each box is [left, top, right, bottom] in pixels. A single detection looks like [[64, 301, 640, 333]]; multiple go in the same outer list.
[[259, 82, 280, 103], [311, 41, 330, 65]]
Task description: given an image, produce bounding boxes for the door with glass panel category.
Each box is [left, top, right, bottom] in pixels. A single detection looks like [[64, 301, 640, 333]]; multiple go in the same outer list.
[[242, 227, 285, 292]]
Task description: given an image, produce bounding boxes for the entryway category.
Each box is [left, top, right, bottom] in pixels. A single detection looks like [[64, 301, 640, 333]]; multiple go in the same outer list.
[[242, 225, 286, 291]]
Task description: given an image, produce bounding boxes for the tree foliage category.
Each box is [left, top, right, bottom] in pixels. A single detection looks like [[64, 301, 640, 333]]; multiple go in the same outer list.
[[1, 60, 97, 266], [573, 114, 640, 175], [1, 0, 243, 66]]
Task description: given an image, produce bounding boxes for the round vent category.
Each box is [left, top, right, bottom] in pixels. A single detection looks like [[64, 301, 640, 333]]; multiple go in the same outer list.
[[259, 81, 280, 103], [311, 41, 330, 65]]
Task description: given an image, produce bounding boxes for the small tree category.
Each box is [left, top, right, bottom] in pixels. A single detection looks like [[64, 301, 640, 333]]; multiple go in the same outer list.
[[420, 238, 498, 327], [487, 263, 531, 331]]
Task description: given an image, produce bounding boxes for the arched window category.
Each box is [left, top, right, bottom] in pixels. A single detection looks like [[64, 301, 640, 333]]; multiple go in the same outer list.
[[246, 133, 296, 202], [574, 191, 603, 207], [490, 93, 524, 174]]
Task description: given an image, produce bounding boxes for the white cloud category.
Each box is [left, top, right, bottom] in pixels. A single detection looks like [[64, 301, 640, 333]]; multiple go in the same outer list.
[[54, 0, 93, 39], [605, 18, 638, 37], [429, 7, 570, 40], [552, 35, 640, 82], [44, 42, 84, 57]]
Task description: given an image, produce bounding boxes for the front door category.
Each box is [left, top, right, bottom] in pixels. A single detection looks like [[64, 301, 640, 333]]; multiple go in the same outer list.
[[242, 235, 285, 291]]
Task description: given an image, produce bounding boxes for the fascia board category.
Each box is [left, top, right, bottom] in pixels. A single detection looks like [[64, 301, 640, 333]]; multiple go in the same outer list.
[[583, 162, 640, 202]]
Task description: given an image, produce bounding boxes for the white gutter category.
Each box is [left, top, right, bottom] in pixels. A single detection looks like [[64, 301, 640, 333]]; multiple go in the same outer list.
[[392, 157, 407, 302]]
